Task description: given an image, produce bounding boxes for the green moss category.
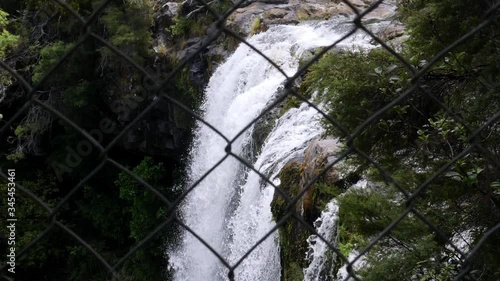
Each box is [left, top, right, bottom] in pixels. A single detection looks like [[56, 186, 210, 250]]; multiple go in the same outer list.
[[270, 162, 310, 280], [223, 35, 240, 52], [280, 95, 303, 115], [296, 8, 310, 21], [271, 162, 302, 221], [279, 75, 318, 115], [272, 158, 361, 280], [284, 262, 304, 281], [250, 17, 261, 35], [278, 219, 310, 281]]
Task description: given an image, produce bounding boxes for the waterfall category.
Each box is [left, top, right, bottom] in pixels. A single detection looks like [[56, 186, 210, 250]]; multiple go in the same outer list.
[[168, 18, 377, 281], [226, 102, 325, 280], [304, 200, 339, 281]]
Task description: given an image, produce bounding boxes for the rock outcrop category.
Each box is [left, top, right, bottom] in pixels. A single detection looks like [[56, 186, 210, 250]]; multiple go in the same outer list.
[[270, 137, 360, 281], [131, 0, 404, 160], [227, 0, 400, 35]]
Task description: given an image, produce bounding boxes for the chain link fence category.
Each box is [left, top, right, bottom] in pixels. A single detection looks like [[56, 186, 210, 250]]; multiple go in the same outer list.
[[1, 0, 499, 280]]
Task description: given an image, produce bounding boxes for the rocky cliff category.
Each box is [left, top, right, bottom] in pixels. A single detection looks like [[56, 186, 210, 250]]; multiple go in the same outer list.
[[135, 0, 402, 159]]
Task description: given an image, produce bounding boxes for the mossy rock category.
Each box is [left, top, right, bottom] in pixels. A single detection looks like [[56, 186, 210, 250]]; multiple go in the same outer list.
[[271, 161, 302, 221], [271, 161, 311, 281], [252, 97, 284, 156], [278, 218, 310, 281], [280, 95, 303, 115], [283, 262, 305, 281], [271, 141, 361, 281]]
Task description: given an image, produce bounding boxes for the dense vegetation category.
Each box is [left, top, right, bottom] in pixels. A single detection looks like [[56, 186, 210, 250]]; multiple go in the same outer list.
[[0, 0, 235, 280], [294, 0, 500, 280]]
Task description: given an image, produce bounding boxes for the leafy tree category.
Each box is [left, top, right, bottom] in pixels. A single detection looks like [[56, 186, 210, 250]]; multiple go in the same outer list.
[[0, 9, 18, 59], [0, 1, 183, 280], [300, 0, 500, 279], [116, 157, 179, 281], [0, 8, 19, 124], [97, 0, 153, 65], [0, 172, 75, 280]]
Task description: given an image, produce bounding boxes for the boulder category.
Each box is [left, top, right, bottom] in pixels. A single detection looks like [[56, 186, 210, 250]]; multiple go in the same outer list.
[[299, 138, 341, 220], [270, 137, 344, 281], [162, 2, 181, 18], [375, 22, 405, 41], [226, 0, 400, 36]]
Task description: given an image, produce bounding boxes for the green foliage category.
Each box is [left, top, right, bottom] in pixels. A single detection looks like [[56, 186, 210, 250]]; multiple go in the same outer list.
[[339, 189, 394, 237], [281, 95, 304, 114], [0, 172, 71, 280], [311, 182, 342, 210], [168, 15, 207, 41], [167, 0, 233, 40], [303, 49, 415, 159], [400, 0, 497, 72], [21, 36, 98, 161], [168, 15, 191, 39], [98, 0, 153, 64], [115, 157, 176, 281], [0, 8, 19, 91], [116, 157, 166, 241], [63, 80, 95, 108], [285, 262, 305, 281], [299, 1, 500, 279], [0, 9, 19, 58], [0, 0, 190, 280], [32, 41, 76, 84], [336, 186, 473, 281], [360, 234, 446, 281], [78, 185, 129, 241], [14, 118, 45, 138], [5, 150, 25, 162]]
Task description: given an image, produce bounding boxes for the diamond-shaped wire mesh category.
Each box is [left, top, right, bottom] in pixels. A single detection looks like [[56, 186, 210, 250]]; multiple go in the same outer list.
[[1, 0, 499, 280]]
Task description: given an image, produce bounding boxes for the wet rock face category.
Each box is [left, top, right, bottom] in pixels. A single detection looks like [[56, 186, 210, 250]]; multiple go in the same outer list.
[[118, 99, 189, 160], [251, 90, 287, 157], [270, 137, 346, 281], [231, 0, 289, 6], [226, 0, 399, 36], [299, 138, 341, 221], [271, 137, 343, 222]]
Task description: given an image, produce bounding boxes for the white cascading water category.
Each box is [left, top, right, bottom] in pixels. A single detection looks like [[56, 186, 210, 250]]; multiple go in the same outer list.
[[304, 200, 339, 281], [168, 17, 378, 281], [226, 102, 325, 280]]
